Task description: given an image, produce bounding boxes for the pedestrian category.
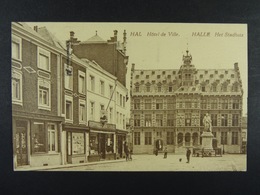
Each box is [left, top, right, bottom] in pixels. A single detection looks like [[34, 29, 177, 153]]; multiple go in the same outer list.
[[163, 146, 168, 159], [186, 148, 191, 163], [155, 148, 158, 156], [124, 142, 129, 161], [128, 147, 132, 161]]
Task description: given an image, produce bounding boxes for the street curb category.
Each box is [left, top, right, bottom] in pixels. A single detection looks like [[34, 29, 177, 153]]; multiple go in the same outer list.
[[15, 159, 126, 171]]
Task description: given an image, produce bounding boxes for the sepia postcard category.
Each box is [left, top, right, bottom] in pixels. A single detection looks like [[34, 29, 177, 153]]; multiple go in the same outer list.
[[11, 22, 247, 171]]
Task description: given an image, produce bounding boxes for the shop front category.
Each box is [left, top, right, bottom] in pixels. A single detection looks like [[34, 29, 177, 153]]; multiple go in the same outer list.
[[12, 112, 64, 169], [88, 121, 116, 162], [64, 124, 89, 164], [116, 132, 127, 158]]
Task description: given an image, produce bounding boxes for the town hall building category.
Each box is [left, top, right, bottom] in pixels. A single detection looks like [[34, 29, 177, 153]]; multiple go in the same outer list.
[[130, 50, 243, 154]]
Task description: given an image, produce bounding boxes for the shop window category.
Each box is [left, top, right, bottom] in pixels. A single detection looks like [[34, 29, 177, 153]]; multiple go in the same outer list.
[[65, 65, 73, 90], [89, 133, 98, 155], [12, 35, 22, 61], [78, 71, 85, 94], [167, 132, 174, 145], [38, 78, 51, 110], [72, 132, 85, 154], [48, 124, 57, 153], [12, 70, 23, 105], [90, 75, 95, 92], [221, 132, 227, 144], [145, 132, 152, 145], [134, 132, 140, 145], [232, 132, 238, 145], [106, 134, 114, 153], [32, 122, 46, 153], [38, 47, 50, 71]]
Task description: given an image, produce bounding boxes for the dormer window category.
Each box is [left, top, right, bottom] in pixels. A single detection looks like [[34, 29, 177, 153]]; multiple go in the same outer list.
[[140, 71, 143, 75], [162, 71, 165, 75], [152, 71, 155, 75], [215, 70, 218, 74]]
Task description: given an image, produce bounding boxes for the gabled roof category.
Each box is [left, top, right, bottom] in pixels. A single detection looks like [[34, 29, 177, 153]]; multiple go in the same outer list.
[[80, 34, 106, 44], [37, 27, 66, 50]]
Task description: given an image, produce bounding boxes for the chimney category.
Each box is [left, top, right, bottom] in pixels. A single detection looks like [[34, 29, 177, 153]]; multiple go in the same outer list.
[[131, 63, 135, 71], [114, 30, 118, 41], [123, 30, 127, 53], [33, 26, 38, 32], [70, 31, 75, 40], [234, 62, 239, 70]]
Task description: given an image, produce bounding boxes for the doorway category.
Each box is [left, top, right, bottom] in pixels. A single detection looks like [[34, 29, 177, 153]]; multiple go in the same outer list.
[[155, 139, 163, 151], [99, 134, 106, 159], [15, 127, 28, 166]]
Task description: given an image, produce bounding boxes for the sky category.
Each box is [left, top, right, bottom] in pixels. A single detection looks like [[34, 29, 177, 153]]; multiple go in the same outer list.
[[27, 22, 248, 116]]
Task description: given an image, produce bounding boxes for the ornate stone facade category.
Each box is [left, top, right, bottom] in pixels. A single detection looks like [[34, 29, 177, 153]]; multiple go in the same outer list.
[[130, 50, 243, 154]]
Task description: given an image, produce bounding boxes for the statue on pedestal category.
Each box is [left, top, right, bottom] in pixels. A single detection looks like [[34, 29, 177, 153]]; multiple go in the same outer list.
[[203, 113, 212, 132]]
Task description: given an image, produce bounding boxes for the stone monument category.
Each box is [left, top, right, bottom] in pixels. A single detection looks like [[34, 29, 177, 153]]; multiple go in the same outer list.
[[201, 113, 215, 156]]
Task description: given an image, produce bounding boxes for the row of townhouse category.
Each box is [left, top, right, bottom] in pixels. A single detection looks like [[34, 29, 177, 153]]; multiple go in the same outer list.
[[12, 22, 130, 169]]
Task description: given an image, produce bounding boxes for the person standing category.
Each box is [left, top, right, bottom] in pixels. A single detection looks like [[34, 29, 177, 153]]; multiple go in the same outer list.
[[163, 146, 168, 159], [124, 142, 129, 161], [186, 148, 191, 163]]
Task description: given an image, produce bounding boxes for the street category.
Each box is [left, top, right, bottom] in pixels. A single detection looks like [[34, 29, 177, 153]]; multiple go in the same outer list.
[[47, 154, 246, 172]]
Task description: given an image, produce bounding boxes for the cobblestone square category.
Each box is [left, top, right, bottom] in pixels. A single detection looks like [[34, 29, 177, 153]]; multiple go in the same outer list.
[[48, 154, 246, 172]]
